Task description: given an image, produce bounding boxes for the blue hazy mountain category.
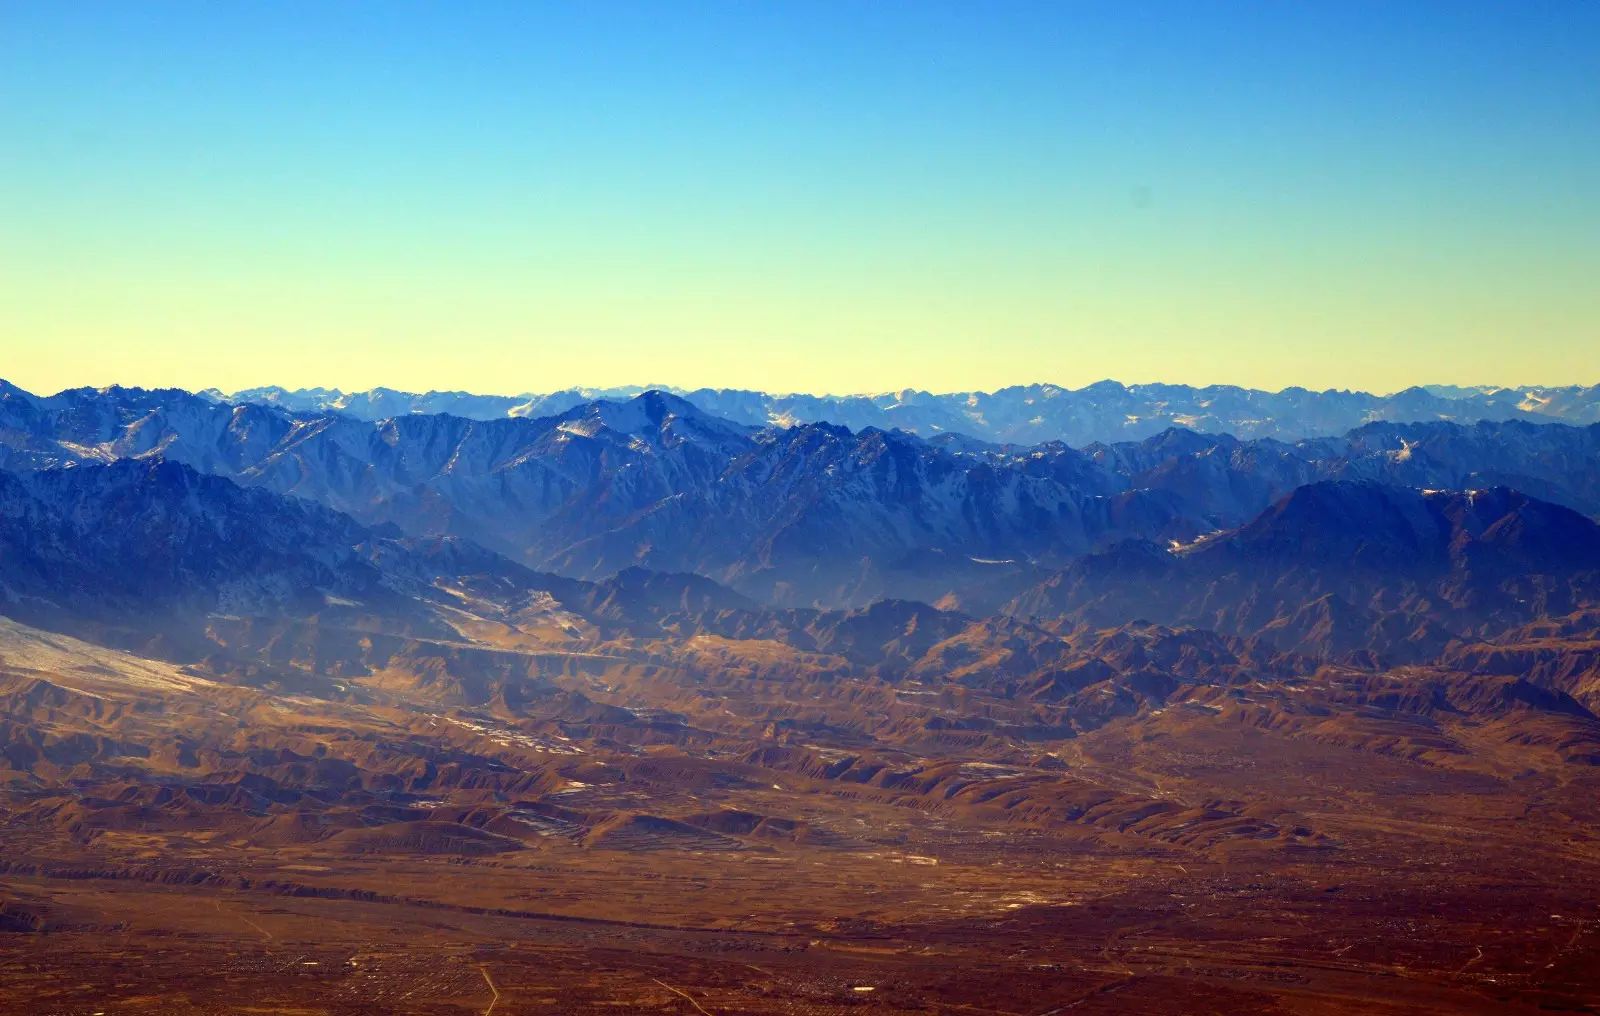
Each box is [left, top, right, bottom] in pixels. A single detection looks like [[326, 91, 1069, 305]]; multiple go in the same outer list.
[[1008, 481, 1600, 662], [3, 380, 1600, 607], [205, 380, 1600, 445]]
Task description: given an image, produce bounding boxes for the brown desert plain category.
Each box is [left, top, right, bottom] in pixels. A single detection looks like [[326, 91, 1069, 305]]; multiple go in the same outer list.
[[3, 577, 1599, 1015]]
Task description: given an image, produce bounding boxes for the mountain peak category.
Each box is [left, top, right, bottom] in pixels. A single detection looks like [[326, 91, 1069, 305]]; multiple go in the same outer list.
[[1217, 481, 1442, 567], [556, 391, 753, 448]]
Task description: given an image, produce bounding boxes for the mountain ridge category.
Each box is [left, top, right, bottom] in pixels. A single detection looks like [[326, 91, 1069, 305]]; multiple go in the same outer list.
[[3, 380, 1599, 607], [1009, 480, 1600, 662], [190, 378, 1600, 445]]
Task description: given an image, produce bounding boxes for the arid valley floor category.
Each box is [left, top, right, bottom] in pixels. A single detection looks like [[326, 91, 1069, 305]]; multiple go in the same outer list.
[[4, 605, 1599, 1015]]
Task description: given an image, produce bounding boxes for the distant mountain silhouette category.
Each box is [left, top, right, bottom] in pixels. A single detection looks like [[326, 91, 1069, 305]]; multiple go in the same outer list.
[[207, 379, 1600, 444]]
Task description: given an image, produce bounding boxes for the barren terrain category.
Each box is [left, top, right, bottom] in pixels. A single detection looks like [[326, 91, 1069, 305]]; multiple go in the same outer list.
[[4, 603, 1598, 1014]]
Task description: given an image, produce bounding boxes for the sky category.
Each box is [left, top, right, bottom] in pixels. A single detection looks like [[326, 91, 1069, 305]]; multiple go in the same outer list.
[[1, 1, 1597, 397]]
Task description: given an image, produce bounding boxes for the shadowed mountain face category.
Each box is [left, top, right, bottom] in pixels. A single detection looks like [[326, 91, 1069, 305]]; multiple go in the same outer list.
[[208, 379, 1600, 444], [1010, 482, 1600, 662], [4, 381, 1600, 609], [4, 383, 1600, 1012], [0, 459, 576, 656], [0, 459, 372, 611]]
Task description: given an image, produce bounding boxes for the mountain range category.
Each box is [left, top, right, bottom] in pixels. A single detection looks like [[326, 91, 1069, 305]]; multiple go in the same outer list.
[[208, 379, 1600, 445], [5, 378, 1600, 669], [5, 376, 1600, 1012], [4, 379, 1599, 608]]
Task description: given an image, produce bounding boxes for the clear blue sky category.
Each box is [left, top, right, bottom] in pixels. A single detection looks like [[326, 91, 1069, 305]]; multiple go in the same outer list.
[[2, 1, 1596, 395]]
